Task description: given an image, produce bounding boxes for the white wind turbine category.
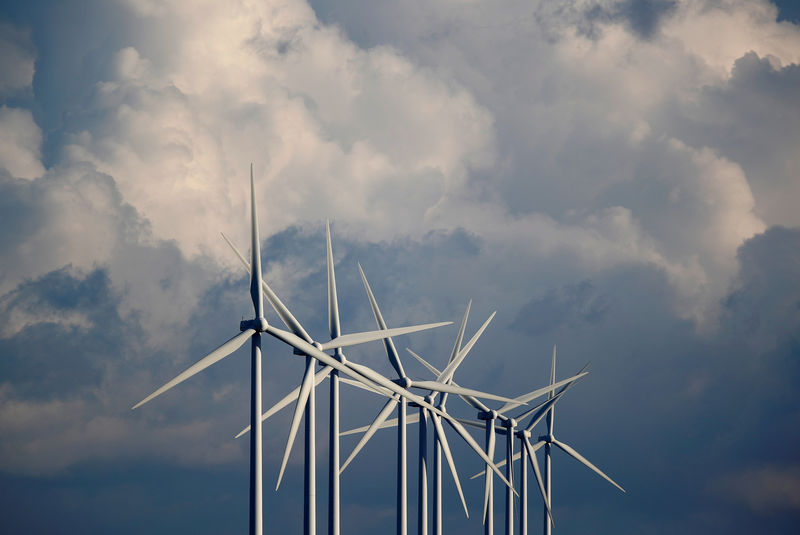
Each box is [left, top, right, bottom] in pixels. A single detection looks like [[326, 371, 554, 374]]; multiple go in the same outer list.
[[471, 346, 623, 534], [407, 352, 587, 535], [538, 346, 624, 535], [340, 271, 521, 535], [133, 169, 465, 535], [465, 359, 588, 534], [225, 221, 451, 535], [132, 166, 269, 535]]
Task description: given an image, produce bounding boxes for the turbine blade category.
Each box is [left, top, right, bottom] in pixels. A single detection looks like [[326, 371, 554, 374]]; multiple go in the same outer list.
[[437, 311, 496, 383], [319, 322, 451, 351], [262, 325, 463, 442], [523, 364, 589, 432], [340, 412, 422, 436], [249, 165, 264, 319], [346, 359, 512, 496], [430, 413, 469, 518], [235, 366, 332, 439], [495, 371, 589, 415], [548, 345, 557, 435], [525, 438, 554, 526], [275, 362, 316, 490], [221, 232, 314, 343], [132, 329, 254, 409], [338, 376, 393, 397], [449, 300, 471, 364], [439, 300, 471, 407], [357, 263, 405, 378], [454, 417, 486, 431], [326, 221, 341, 341], [410, 381, 525, 404], [406, 349, 490, 413], [551, 439, 625, 492], [340, 397, 399, 473], [469, 451, 522, 479]]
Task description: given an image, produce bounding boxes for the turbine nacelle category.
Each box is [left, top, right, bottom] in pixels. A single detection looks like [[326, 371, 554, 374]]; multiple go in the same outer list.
[[477, 409, 499, 420], [502, 417, 517, 429], [539, 434, 555, 443], [240, 317, 269, 332]]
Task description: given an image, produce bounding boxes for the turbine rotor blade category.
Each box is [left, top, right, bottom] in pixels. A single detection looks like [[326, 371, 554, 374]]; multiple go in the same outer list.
[[340, 396, 399, 473], [522, 364, 589, 432], [552, 439, 625, 493], [525, 438, 554, 526], [265, 326, 448, 421], [449, 300, 471, 364], [469, 451, 522, 479], [548, 345, 557, 435], [454, 417, 487, 431], [496, 371, 589, 415], [406, 349, 490, 413], [249, 165, 264, 319], [235, 366, 332, 438], [410, 381, 524, 404], [341, 412, 421, 437], [437, 311, 496, 383], [221, 232, 313, 343], [338, 376, 393, 397], [275, 362, 316, 490], [430, 413, 469, 518], [440, 300, 471, 408], [357, 262, 405, 379], [319, 322, 451, 351], [132, 329, 255, 409], [326, 221, 341, 341]]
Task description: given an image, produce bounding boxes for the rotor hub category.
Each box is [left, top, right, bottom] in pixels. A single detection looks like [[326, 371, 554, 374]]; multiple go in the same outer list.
[[240, 317, 269, 332]]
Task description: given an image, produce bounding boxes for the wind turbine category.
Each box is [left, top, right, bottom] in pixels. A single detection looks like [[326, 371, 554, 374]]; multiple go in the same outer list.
[[409, 351, 587, 535], [465, 361, 588, 534], [468, 347, 623, 534], [132, 165, 267, 534], [225, 222, 452, 535], [134, 169, 466, 535], [539, 346, 625, 535], [340, 273, 521, 534]]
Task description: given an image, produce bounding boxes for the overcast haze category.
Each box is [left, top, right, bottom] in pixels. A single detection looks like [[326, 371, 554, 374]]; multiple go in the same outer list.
[[1, 0, 799, 533]]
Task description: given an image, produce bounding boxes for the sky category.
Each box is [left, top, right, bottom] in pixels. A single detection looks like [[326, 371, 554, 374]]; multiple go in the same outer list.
[[0, 0, 799, 533]]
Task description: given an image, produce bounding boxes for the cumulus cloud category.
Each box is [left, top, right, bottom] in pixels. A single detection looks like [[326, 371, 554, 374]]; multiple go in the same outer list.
[[0, 107, 45, 179], [0, 4, 799, 533], [0, 22, 35, 96], [713, 465, 800, 512]]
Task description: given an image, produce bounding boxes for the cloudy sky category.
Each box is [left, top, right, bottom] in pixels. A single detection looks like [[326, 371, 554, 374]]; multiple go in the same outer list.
[[1, 0, 799, 532]]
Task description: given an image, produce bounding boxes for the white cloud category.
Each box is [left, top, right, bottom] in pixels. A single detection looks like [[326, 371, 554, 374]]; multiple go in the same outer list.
[[0, 107, 45, 180], [714, 464, 800, 512], [0, 22, 35, 96]]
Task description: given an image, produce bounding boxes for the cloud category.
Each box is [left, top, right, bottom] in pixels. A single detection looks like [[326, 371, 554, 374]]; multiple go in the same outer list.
[[0, 2, 799, 532], [0, 107, 45, 179], [0, 22, 35, 96], [713, 465, 800, 512]]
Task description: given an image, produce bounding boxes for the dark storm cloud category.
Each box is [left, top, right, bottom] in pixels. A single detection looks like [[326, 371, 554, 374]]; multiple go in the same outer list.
[[659, 52, 800, 226], [512, 280, 609, 334], [1, 1, 799, 533]]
